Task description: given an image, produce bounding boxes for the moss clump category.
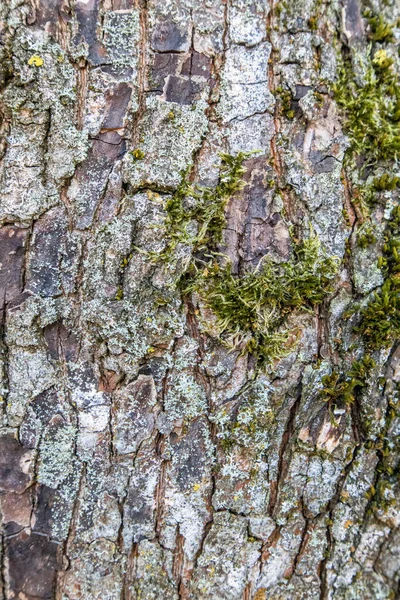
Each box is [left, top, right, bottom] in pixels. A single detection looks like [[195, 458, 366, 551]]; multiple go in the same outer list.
[[355, 205, 400, 350], [185, 232, 338, 367], [149, 153, 338, 367], [366, 14, 394, 43], [308, 16, 318, 31], [333, 49, 400, 166], [355, 280, 400, 350], [350, 173, 399, 214], [321, 355, 376, 406], [155, 152, 252, 262], [372, 173, 399, 191], [357, 223, 377, 248], [275, 87, 295, 119]]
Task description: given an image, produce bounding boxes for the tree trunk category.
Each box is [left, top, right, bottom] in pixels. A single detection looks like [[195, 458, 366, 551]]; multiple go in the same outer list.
[[0, 0, 399, 598]]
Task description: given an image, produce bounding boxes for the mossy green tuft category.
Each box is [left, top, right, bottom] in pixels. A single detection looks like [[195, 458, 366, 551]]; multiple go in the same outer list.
[[185, 233, 338, 367], [149, 153, 339, 368], [333, 49, 400, 166]]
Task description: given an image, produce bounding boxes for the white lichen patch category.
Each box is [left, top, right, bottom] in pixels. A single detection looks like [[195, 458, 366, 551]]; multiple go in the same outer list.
[[228, 1, 268, 47], [164, 373, 208, 422], [123, 95, 209, 189], [37, 423, 77, 488], [7, 348, 56, 426], [103, 10, 140, 75], [0, 30, 88, 223], [217, 42, 275, 122]]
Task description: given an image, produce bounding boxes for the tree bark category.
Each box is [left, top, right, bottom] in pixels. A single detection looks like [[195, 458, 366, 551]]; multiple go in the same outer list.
[[0, 0, 399, 598]]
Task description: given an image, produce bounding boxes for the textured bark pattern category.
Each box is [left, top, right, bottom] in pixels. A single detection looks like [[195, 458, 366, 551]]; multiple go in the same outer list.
[[0, 0, 399, 598]]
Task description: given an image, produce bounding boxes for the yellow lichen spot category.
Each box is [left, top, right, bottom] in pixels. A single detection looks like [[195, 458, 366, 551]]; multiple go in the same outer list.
[[57, 54, 64, 63], [168, 110, 175, 120], [28, 55, 44, 67], [193, 483, 201, 492], [344, 520, 353, 529], [372, 49, 393, 69], [147, 347, 155, 354], [131, 148, 145, 160], [146, 190, 162, 203]]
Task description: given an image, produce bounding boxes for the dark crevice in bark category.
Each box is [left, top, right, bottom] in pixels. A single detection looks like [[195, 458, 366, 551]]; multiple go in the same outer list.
[[131, 0, 148, 149], [259, 525, 281, 575], [290, 498, 311, 579], [154, 436, 168, 539], [268, 377, 303, 517], [122, 541, 138, 600], [56, 462, 87, 595], [0, 533, 6, 600], [319, 442, 363, 600], [172, 528, 187, 599], [0, 305, 9, 423], [75, 61, 89, 131]]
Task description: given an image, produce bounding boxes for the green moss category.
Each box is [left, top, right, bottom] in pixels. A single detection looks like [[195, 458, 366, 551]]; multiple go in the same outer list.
[[153, 152, 252, 262], [308, 16, 318, 30], [333, 49, 400, 166], [148, 153, 338, 368], [321, 355, 376, 406], [372, 173, 399, 191], [334, 34, 400, 355], [355, 206, 400, 350], [357, 223, 377, 248], [366, 13, 394, 42], [275, 87, 295, 119], [185, 231, 338, 367], [355, 280, 400, 349], [115, 287, 123, 301], [348, 172, 399, 215]]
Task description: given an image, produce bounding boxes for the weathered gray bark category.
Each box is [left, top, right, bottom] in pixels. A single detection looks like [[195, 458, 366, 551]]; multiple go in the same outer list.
[[0, 0, 399, 598]]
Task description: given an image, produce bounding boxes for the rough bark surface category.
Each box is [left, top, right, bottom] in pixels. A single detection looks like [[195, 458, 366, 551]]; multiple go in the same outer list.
[[0, 0, 399, 598]]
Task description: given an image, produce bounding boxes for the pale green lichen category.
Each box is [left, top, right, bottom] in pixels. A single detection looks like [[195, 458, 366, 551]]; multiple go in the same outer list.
[[103, 10, 140, 74], [37, 424, 77, 488]]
